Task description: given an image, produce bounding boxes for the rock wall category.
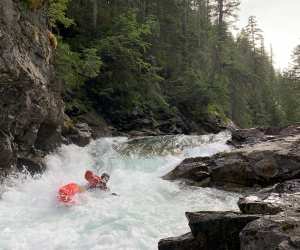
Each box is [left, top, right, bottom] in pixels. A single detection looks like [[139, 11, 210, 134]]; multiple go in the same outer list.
[[0, 0, 64, 176]]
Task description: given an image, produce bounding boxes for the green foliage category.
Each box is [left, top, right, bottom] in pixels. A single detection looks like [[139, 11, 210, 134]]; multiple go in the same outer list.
[[88, 11, 164, 116], [54, 38, 102, 90], [48, 0, 73, 28], [52, 0, 298, 131]]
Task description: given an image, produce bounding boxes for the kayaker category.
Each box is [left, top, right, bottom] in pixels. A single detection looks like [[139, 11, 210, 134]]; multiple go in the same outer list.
[[57, 170, 110, 204], [84, 170, 110, 191]]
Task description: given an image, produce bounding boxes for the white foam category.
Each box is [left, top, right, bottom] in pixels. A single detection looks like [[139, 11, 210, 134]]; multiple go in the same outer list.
[[0, 133, 239, 250]]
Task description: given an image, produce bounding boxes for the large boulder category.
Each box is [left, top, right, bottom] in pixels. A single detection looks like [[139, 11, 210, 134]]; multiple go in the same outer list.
[[159, 180, 300, 250], [160, 127, 300, 250], [238, 179, 300, 250], [163, 133, 300, 190], [158, 233, 203, 250], [240, 215, 300, 250], [158, 212, 260, 250], [238, 179, 300, 215], [187, 212, 260, 250], [0, 0, 64, 176]]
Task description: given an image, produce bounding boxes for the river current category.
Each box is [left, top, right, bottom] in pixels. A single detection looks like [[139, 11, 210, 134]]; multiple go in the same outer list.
[[0, 131, 240, 250]]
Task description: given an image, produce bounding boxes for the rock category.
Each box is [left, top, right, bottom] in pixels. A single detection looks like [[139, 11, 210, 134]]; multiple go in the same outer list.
[[158, 233, 203, 250], [238, 179, 300, 215], [163, 133, 300, 190], [237, 179, 300, 249], [63, 120, 92, 147], [0, 131, 14, 170], [186, 211, 260, 250], [231, 128, 266, 146], [159, 212, 260, 250], [163, 157, 211, 182], [238, 195, 283, 215], [240, 215, 300, 250], [231, 124, 300, 147], [160, 127, 300, 250], [0, 0, 64, 176], [76, 111, 112, 138], [127, 129, 162, 137], [34, 123, 63, 152], [17, 157, 45, 175]]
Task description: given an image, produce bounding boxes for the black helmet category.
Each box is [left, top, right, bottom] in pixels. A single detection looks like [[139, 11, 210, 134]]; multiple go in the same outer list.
[[101, 173, 110, 182]]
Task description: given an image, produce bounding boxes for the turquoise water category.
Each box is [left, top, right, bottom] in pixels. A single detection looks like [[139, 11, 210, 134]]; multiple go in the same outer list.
[[0, 132, 240, 250]]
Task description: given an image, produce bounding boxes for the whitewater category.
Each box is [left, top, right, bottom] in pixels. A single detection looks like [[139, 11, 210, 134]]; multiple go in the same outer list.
[[0, 131, 240, 250]]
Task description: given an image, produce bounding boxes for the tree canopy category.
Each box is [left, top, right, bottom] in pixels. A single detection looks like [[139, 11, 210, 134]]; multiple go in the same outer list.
[[48, 0, 300, 132]]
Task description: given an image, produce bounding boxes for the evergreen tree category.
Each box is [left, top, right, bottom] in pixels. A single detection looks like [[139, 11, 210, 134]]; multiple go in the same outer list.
[[49, 0, 297, 132]]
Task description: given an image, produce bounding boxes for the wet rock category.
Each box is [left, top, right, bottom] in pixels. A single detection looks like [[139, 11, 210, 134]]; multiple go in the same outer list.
[[127, 129, 162, 137], [186, 211, 260, 250], [0, 0, 64, 176], [164, 133, 300, 190], [231, 124, 300, 147], [34, 123, 63, 152], [76, 111, 112, 138], [160, 131, 300, 250], [240, 215, 300, 250], [71, 123, 92, 146], [159, 212, 260, 250], [231, 128, 266, 146], [238, 195, 283, 215], [238, 179, 300, 215], [163, 157, 210, 183], [237, 180, 300, 249], [158, 233, 203, 250], [0, 131, 14, 168], [62, 120, 92, 147], [17, 157, 45, 175]]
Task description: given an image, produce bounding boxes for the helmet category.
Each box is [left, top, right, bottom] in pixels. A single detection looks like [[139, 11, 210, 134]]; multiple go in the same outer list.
[[101, 173, 110, 183], [85, 170, 94, 180], [85, 170, 101, 187]]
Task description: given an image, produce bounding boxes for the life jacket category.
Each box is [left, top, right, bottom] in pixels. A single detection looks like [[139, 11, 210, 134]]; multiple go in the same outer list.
[[57, 183, 81, 204]]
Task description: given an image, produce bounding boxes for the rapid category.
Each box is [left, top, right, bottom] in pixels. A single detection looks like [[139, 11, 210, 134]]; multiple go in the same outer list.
[[0, 131, 240, 250]]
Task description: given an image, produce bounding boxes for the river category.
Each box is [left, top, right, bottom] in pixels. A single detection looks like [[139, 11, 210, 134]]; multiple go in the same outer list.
[[0, 131, 240, 250]]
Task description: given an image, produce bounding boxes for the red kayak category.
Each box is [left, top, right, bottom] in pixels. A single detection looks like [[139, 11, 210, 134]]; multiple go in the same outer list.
[[57, 183, 81, 204]]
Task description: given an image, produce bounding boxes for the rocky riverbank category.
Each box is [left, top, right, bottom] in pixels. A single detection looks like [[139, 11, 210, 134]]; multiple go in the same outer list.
[[0, 0, 64, 176], [159, 124, 300, 250]]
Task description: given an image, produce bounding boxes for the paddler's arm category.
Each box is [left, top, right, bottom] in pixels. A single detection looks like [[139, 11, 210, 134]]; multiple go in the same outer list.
[[78, 185, 87, 193]]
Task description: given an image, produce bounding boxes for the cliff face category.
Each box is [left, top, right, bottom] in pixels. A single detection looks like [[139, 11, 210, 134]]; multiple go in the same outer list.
[[0, 0, 64, 176]]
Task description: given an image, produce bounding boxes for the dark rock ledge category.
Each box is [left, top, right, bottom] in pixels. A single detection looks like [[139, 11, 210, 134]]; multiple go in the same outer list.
[[159, 180, 300, 250], [163, 126, 300, 191], [159, 125, 300, 250]]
